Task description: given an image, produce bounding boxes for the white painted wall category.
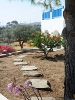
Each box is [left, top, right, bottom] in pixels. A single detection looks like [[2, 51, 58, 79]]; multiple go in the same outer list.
[[41, 8, 65, 35], [41, 17, 64, 34]]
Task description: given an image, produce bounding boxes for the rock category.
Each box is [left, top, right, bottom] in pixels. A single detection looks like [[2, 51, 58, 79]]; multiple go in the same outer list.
[[21, 66, 38, 71], [23, 71, 43, 77], [31, 97, 56, 100], [28, 79, 51, 89], [14, 59, 23, 62], [14, 62, 28, 66]]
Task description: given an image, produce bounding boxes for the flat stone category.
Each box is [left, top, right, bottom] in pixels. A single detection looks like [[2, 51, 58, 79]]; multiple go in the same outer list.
[[23, 71, 43, 77], [0, 93, 8, 100], [0, 54, 7, 57], [29, 79, 51, 89], [17, 55, 26, 58], [21, 66, 38, 71], [14, 59, 23, 62], [31, 97, 56, 100], [15, 50, 23, 54], [14, 62, 28, 66]]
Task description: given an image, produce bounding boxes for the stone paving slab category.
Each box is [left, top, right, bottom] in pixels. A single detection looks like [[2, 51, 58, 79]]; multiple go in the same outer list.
[[0, 54, 7, 57], [29, 79, 51, 89], [0, 93, 8, 100], [21, 66, 38, 71], [31, 97, 56, 100], [14, 62, 28, 66], [14, 59, 23, 62], [17, 55, 26, 58], [15, 50, 23, 55], [23, 71, 43, 77]]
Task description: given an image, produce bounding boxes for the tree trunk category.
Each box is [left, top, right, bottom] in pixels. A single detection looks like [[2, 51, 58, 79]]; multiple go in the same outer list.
[[62, 0, 75, 100], [19, 41, 24, 49]]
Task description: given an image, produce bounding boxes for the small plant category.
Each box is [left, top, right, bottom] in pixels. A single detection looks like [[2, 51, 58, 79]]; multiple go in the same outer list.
[[0, 45, 15, 54], [7, 78, 42, 100]]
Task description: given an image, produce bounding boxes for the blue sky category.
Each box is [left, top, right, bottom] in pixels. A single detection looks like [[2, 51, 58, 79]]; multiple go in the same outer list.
[[0, 0, 65, 26]]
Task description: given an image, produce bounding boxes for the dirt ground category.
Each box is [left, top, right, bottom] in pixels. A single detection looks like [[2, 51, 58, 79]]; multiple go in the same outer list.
[[0, 48, 65, 100]]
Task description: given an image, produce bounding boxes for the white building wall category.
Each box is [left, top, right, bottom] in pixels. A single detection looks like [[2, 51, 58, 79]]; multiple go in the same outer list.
[[41, 17, 64, 34], [41, 7, 65, 35]]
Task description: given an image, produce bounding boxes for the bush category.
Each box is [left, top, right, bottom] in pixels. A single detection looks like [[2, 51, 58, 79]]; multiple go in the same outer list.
[[30, 32, 63, 57], [0, 45, 15, 54]]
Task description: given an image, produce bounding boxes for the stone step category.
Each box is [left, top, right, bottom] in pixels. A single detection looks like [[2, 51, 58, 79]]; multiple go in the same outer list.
[[0, 54, 7, 58], [14, 59, 23, 62], [27, 79, 51, 89], [15, 50, 23, 55], [21, 66, 38, 71], [14, 62, 28, 66], [31, 97, 56, 100], [23, 71, 43, 77]]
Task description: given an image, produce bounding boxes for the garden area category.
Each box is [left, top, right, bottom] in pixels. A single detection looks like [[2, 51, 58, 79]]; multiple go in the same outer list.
[[0, 45, 65, 100], [0, 24, 65, 100]]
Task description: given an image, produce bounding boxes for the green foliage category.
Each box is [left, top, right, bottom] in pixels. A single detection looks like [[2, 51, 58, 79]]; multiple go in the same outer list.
[[13, 24, 41, 49], [30, 32, 43, 48], [0, 22, 41, 49], [26, 0, 61, 10], [30, 32, 63, 57], [13, 24, 32, 49], [0, 27, 15, 44]]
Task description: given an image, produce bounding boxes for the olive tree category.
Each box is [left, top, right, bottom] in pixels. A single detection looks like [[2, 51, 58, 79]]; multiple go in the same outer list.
[[13, 24, 35, 49]]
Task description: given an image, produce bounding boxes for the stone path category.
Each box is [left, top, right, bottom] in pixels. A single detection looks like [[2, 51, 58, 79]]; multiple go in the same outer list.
[[0, 54, 7, 57], [14, 58, 23, 62], [23, 71, 43, 77], [31, 97, 56, 100], [14, 62, 28, 66], [13, 52, 56, 100], [29, 79, 51, 89], [21, 66, 38, 71]]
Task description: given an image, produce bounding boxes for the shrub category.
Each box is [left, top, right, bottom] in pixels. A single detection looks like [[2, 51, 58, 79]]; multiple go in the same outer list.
[[0, 45, 15, 54], [30, 32, 63, 57]]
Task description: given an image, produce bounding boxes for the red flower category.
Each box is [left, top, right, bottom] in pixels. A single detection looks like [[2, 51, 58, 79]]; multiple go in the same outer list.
[[47, 34, 50, 37], [53, 36, 57, 39], [43, 35, 46, 38], [53, 36, 60, 39], [57, 36, 60, 39], [0, 45, 15, 54]]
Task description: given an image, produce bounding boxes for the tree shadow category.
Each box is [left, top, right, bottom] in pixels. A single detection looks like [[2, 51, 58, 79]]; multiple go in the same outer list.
[[41, 54, 65, 62], [37, 88, 53, 92]]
